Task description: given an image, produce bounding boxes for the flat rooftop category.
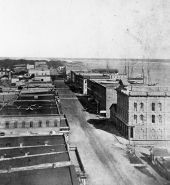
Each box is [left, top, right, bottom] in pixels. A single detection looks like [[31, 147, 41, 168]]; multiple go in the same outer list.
[[0, 152, 69, 170], [0, 135, 65, 148], [0, 89, 59, 115], [0, 145, 67, 158], [117, 85, 170, 96], [0, 166, 79, 185], [92, 79, 119, 87], [18, 94, 55, 100], [21, 88, 54, 94], [0, 103, 59, 115], [0, 134, 81, 185], [74, 71, 110, 78]]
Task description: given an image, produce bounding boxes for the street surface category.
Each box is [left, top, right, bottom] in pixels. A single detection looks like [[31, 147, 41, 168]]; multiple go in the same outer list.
[[55, 81, 168, 185]]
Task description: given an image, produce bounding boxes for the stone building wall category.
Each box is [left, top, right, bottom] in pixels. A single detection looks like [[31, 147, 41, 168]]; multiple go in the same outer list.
[[129, 96, 167, 140], [0, 116, 61, 129], [112, 88, 170, 142]]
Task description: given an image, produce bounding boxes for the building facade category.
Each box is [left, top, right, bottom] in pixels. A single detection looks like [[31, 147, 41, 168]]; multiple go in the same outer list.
[[110, 85, 170, 144], [70, 71, 110, 94], [87, 79, 118, 117], [70, 71, 119, 117], [28, 69, 50, 76]]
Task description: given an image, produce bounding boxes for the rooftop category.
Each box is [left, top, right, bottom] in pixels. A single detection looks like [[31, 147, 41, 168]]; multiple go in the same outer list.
[[21, 88, 53, 94], [0, 166, 79, 185], [0, 89, 60, 115], [91, 79, 119, 88], [74, 71, 110, 78], [117, 85, 170, 97], [0, 134, 83, 185]]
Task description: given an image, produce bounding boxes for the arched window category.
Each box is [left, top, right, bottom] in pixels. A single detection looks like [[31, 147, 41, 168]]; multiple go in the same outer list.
[[54, 120, 58, 127], [38, 120, 42, 127], [46, 120, 50, 127], [140, 103, 144, 111], [134, 115, 137, 123], [134, 103, 137, 111], [158, 115, 162, 123], [22, 121, 25, 128], [158, 103, 162, 111], [140, 115, 144, 123], [152, 115, 155, 123], [14, 121, 17, 128], [5, 121, 9, 129], [152, 103, 155, 111], [30, 121, 33, 128]]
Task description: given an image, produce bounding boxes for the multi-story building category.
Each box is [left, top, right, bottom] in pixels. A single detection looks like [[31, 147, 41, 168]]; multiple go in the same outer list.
[[28, 62, 51, 82], [87, 79, 119, 117], [70, 71, 120, 117], [28, 69, 50, 76], [110, 85, 170, 145], [70, 71, 110, 94], [0, 86, 69, 135]]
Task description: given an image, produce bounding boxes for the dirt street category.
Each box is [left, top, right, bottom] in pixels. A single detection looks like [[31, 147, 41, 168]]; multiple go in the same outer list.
[[56, 82, 167, 185]]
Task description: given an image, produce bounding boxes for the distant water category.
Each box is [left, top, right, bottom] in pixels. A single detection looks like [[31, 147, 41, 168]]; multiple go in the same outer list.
[[70, 58, 170, 86]]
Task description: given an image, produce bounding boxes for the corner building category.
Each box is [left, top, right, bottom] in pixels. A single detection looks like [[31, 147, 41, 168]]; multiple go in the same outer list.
[[110, 85, 170, 145]]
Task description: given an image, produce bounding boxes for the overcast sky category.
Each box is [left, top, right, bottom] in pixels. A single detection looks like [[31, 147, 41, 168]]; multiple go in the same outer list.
[[0, 0, 169, 59]]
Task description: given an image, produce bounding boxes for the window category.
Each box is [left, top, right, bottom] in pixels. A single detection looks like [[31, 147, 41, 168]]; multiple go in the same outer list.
[[158, 103, 162, 111], [130, 127, 133, 138], [140, 103, 144, 111], [14, 121, 17, 128], [38, 120, 42, 127], [152, 115, 155, 123], [140, 115, 144, 123], [158, 115, 162, 123], [134, 115, 137, 123], [30, 121, 33, 128], [54, 120, 58, 127], [46, 120, 50, 127], [5, 121, 9, 129], [22, 121, 25, 128], [134, 103, 137, 111], [152, 103, 155, 111]]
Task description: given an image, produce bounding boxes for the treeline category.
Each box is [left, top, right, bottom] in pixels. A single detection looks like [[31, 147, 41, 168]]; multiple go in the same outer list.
[[0, 59, 67, 69]]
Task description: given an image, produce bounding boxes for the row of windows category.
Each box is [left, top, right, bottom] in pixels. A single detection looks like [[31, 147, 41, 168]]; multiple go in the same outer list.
[[5, 120, 58, 129], [137, 128, 164, 139], [134, 102, 162, 111], [31, 72, 50, 76], [134, 114, 162, 123]]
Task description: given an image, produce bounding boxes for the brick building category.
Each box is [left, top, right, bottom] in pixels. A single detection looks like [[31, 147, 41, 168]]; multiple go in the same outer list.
[[70, 71, 110, 94], [70, 71, 120, 117], [110, 85, 170, 145], [87, 79, 119, 117]]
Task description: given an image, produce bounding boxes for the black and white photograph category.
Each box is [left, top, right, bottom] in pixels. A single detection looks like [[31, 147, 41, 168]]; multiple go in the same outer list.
[[0, 0, 169, 185]]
